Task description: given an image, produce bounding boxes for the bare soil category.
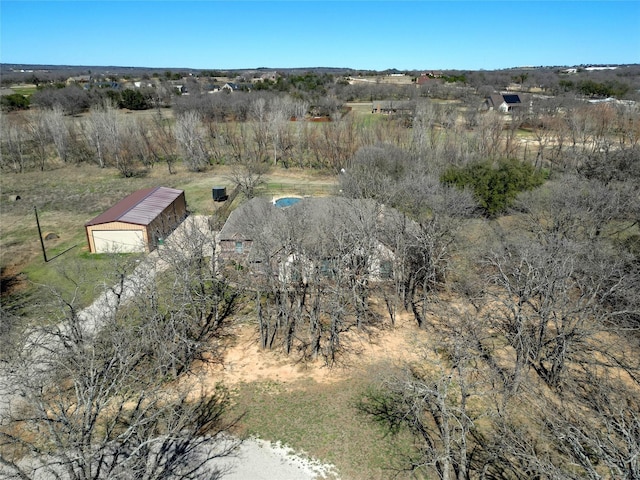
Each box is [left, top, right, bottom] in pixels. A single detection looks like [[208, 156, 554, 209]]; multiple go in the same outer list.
[[200, 309, 426, 391]]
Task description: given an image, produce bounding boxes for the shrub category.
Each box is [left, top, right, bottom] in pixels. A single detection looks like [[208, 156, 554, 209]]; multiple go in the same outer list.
[[119, 89, 149, 110], [1, 93, 30, 111], [441, 159, 547, 216]]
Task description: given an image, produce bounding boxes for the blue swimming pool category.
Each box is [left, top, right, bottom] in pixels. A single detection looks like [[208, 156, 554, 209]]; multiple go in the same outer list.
[[274, 197, 302, 208]]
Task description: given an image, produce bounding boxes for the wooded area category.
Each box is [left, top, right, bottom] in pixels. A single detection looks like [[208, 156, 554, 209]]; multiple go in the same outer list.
[[1, 65, 639, 479]]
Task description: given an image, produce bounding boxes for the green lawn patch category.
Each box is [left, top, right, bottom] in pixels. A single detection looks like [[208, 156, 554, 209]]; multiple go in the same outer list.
[[229, 370, 416, 480]]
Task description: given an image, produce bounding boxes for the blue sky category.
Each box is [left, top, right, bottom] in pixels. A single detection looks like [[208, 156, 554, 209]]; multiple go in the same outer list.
[[1, 1, 639, 70]]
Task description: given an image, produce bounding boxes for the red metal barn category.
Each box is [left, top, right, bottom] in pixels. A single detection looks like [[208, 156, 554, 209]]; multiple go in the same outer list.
[[85, 187, 187, 254]]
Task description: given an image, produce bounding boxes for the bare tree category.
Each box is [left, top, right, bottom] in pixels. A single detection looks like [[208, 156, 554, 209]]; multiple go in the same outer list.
[[589, 102, 616, 155], [314, 117, 359, 172], [615, 103, 640, 148], [473, 110, 504, 159], [174, 111, 209, 171], [115, 117, 148, 177], [342, 154, 477, 328], [340, 143, 407, 205], [0, 223, 242, 479], [544, 367, 640, 479], [408, 101, 444, 162], [226, 160, 269, 199], [25, 109, 52, 171], [1, 114, 30, 173], [42, 105, 72, 163], [248, 97, 270, 163], [358, 312, 488, 480], [148, 108, 178, 173], [220, 122, 248, 164], [485, 238, 597, 391], [0, 302, 239, 480], [84, 101, 119, 168], [484, 176, 639, 391], [230, 198, 392, 365], [31, 85, 93, 115], [516, 174, 639, 242], [266, 96, 306, 166]]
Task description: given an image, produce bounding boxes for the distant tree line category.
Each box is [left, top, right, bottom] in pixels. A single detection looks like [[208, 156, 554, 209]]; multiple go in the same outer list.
[[3, 64, 639, 115], [2, 82, 639, 181]]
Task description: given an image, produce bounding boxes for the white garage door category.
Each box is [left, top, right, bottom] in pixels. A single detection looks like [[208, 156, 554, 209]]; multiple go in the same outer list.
[[92, 230, 145, 253]]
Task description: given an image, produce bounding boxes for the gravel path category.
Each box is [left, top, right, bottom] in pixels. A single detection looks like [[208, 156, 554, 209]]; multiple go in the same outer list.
[[214, 438, 338, 480]]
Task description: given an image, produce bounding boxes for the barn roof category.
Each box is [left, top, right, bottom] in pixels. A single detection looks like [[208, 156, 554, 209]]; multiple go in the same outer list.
[[85, 187, 184, 227]]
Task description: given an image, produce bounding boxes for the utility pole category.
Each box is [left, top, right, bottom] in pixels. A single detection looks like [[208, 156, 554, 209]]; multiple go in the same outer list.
[[34, 206, 48, 262]]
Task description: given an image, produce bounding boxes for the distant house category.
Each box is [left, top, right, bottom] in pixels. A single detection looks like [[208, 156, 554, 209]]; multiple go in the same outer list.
[[66, 75, 91, 86], [217, 197, 404, 283], [416, 75, 433, 86], [221, 82, 240, 92], [251, 71, 279, 83], [484, 93, 523, 113], [417, 71, 443, 83], [169, 81, 186, 94], [219, 82, 251, 92], [372, 100, 415, 115], [94, 81, 121, 90], [134, 80, 154, 88], [85, 187, 187, 254]]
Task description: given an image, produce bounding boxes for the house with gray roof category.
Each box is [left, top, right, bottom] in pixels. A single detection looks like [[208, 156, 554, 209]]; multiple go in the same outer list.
[[216, 197, 407, 283], [484, 93, 523, 113]]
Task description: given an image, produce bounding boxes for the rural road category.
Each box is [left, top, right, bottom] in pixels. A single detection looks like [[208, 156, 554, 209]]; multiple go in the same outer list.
[[0, 215, 337, 479]]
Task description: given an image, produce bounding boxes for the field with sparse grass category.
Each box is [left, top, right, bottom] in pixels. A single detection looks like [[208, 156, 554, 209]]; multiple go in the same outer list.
[[229, 375, 415, 480], [8, 84, 38, 96], [208, 314, 429, 480], [0, 161, 337, 305]]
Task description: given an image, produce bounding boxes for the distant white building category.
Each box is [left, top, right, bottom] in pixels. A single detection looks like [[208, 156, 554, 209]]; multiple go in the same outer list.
[[585, 66, 618, 71]]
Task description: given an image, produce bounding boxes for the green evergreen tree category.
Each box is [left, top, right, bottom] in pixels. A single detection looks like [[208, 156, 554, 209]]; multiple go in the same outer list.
[[441, 159, 547, 216]]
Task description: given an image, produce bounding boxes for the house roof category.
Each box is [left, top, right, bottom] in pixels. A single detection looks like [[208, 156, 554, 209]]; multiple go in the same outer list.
[[85, 187, 184, 227], [218, 197, 278, 241], [218, 196, 411, 256], [486, 93, 522, 108], [486, 94, 504, 108], [502, 94, 522, 105]]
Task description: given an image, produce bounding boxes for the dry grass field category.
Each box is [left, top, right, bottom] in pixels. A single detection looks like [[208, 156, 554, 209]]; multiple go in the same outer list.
[[348, 75, 414, 85], [0, 162, 337, 300]]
